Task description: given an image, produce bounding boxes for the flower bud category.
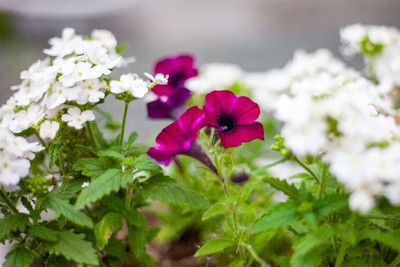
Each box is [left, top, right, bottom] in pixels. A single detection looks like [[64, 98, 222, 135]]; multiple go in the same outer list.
[[230, 172, 250, 184]]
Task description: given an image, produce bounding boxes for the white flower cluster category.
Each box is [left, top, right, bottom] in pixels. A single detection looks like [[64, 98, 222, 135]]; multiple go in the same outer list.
[[185, 63, 244, 93], [248, 48, 400, 212], [0, 28, 154, 187], [341, 24, 400, 88]]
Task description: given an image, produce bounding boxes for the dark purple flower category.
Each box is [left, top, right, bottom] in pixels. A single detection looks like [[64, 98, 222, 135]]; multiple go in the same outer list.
[[230, 172, 250, 184], [148, 107, 217, 174], [148, 55, 198, 120], [147, 87, 191, 119], [203, 90, 264, 149], [151, 54, 198, 97]]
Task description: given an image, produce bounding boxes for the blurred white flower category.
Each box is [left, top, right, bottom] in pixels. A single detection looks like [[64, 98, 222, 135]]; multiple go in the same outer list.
[[39, 120, 60, 140], [110, 74, 149, 98], [144, 72, 169, 85], [0, 151, 30, 186]]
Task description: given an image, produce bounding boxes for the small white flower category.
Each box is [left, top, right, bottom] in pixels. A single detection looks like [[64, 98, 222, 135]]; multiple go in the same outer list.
[[81, 181, 90, 188], [61, 107, 95, 130], [43, 27, 84, 57], [91, 29, 118, 52], [110, 74, 149, 98], [46, 82, 81, 109], [144, 72, 169, 85], [39, 120, 60, 140], [59, 62, 101, 87], [76, 79, 106, 105]]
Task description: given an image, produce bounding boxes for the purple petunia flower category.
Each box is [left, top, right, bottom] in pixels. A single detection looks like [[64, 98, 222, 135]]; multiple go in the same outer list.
[[147, 54, 198, 119], [203, 90, 264, 149], [148, 106, 217, 174]]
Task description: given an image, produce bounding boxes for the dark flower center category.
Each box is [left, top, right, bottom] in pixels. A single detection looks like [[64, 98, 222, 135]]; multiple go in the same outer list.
[[218, 115, 236, 133]]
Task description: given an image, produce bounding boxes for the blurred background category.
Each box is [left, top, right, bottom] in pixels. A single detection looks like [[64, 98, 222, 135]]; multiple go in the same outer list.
[[1, 0, 400, 142]]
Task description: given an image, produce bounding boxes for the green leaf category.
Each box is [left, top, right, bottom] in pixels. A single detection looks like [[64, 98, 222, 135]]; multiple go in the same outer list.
[[44, 197, 93, 228], [133, 154, 162, 172], [116, 44, 129, 54], [364, 229, 400, 252], [195, 238, 232, 256], [4, 246, 36, 267], [27, 225, 58, 241], [142, 175, 210, 210], [48, 144, 61, 168], [252, 202, 299, 233], [128, 225, 148, 260], [105, 238, 126, 259], [263, 177, 299, 199], [98, 150, 126, 162], [202, 203, 228, 221], [94, 212, 123, 250], [74, 158, 109, 178], [314, 194, 348, 218], [44, 230, 99, 265], [128, 132, 138, 145], [228, 260, 246, 267], [48, 180, 83, 200], [125, 209, 147, 228], [76, 168, 134, 208], [0, 213, 30, 241]]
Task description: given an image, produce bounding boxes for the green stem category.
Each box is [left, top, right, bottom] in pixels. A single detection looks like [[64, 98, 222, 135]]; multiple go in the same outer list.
[[86, 121, 99, 150], [293, 157, 319, 184], [119, 102, 129, 146], [244, 244, 269, 267], [0, 186, 18, 214], [334, 240, 348, 267]]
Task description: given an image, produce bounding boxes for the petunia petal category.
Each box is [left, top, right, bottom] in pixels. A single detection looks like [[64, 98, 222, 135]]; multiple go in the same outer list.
[[178, 106, 205, 137], [231, 96, 260, 125], [204, 90, 237, 116], [219, 122, 264, 148]]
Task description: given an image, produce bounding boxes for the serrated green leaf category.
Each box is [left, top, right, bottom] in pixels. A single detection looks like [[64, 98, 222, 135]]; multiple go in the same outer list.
[[128, 225, 148, 260], [314, 194, 348, 218], [252, 202, 299, 233], [27, 225, 58, 241], [95, 212, 123, 250], [45, 230, 99, 265], [98, 150, 126, 162], [263, 177, 299, 199], [125, 209, 147, 228], [74, 158, 109, 178], [45, 197, 93, 228], [48, 180, 83, 200], [0, 213, 30, 241], [134, 154, 162, 172], [142, 175, 210, 210], [202, 203, 228, 221], [195, 238, 232, 256], [46, 256, 74, 267], [49, 144, 61, 168], [128, 132, 138, 144], [76, 169, 134, 208], [4, 246, 36, 267]]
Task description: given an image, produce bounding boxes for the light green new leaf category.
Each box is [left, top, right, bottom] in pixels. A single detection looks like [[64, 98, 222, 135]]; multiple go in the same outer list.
[[4, 246, 36, 267], [0, 213, 30, 241], [76, 168, 134, 208], [263, 177, 300, 199], [94, 212, 123, 250], [252, 202, 299, 233], [45, 230, 99, 265], [27, 225, 58, 241], [195, 238, 233, 257], [202, 203, 228, 221], [133, 154, 162, 172], [45, 197, 93, 228], [142, 175, 210, 210]]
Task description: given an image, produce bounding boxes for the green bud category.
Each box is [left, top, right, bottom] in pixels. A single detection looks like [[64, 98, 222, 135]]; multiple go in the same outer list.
[[297, 202, 313, 213], [280, 148, 291, 157], [270, 144, 280, 151]]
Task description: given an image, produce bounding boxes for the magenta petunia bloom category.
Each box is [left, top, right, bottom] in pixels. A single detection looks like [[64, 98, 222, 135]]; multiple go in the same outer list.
[[148, 55, 198, 120], [151, 54, 198, 97], [203, 90, 264, 148], [148, 106, 217, 174]]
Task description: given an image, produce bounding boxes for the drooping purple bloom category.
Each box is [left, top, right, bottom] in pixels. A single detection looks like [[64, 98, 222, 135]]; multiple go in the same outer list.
[[147, 55, 198, 120], [230, 172, 250, 184], [148, 107, 217, 174], [203, 90, 264, 149]]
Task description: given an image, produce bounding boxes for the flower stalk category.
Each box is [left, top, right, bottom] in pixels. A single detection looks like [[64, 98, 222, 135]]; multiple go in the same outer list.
[[120, 102, 130, 146], [0, 186, 18, 214]]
